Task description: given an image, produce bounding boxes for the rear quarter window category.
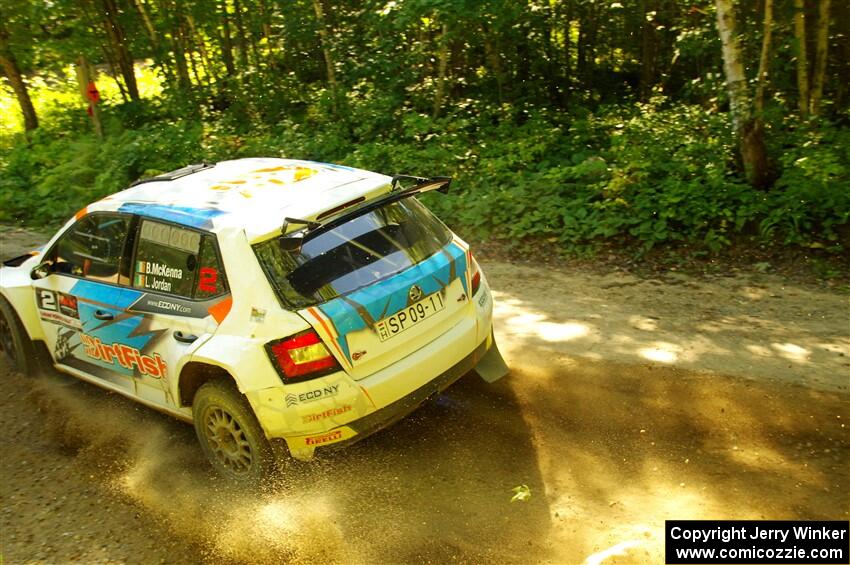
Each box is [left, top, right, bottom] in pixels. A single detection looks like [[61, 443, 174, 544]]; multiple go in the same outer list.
[[132, 219, 227, 299]]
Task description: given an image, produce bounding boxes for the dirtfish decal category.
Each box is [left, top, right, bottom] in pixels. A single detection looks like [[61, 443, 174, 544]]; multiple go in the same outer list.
[[79, 334, 168, 378]]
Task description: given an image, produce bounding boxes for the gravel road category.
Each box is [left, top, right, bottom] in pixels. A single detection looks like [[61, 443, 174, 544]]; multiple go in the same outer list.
[[1, 226, 847, 564]]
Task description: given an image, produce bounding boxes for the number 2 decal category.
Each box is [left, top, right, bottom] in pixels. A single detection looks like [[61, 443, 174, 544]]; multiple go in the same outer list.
[[37, 289, 57, 311], [198, 267, 218, 293]]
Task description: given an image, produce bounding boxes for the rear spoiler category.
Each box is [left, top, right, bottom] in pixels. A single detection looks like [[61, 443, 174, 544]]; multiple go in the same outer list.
[[278, 175, 451, 250]]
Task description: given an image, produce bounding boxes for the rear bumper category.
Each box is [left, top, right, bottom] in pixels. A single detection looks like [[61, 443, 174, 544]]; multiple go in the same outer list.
[[277, 333, 504, 460]]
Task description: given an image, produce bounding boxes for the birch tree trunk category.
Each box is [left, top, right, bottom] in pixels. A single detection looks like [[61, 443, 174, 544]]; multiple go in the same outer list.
[[809, 0, 831, 116], [754, 0, 773, 113], [793, 0, 809, 117], [0, 22, 38, 132], [715, 0, 769, 188]]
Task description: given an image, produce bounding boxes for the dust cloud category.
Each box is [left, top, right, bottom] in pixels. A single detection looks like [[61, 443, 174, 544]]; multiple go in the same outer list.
[[25, 372, 359, 564], [12, 368, 548, 564]]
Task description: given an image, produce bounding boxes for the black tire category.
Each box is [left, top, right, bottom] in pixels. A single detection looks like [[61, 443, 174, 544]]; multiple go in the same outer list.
[[192, 379, 276, 484], [0, 296, 38, 376]]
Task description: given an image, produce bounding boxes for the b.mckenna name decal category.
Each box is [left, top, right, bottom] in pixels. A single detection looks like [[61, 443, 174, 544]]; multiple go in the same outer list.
[[137, 261, 183, 279], [135, 261, 184, 292]]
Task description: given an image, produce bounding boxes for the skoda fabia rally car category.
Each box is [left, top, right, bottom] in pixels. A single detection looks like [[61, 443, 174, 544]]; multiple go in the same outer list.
[[0, 158, 508, 482]]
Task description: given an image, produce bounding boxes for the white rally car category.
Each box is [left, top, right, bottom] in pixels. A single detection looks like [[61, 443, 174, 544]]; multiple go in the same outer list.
[[0, 158, 507, 482]]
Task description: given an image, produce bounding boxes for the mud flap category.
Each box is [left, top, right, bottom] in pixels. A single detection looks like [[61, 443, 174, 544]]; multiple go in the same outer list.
[[475, 336, 509, 383]]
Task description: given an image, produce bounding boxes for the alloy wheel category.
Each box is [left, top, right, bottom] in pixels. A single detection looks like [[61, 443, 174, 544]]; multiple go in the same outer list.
[[203, 406, 254, 474]]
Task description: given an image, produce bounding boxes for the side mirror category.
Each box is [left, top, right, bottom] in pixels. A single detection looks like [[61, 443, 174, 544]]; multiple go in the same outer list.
[[30, 262, 52, 280]]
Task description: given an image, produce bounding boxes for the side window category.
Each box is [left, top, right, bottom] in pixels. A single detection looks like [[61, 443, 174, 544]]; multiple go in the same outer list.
[[54, 214, 131, 284], [194, 236, 227, 299], [131, 219, 227, 300], [133, 220, 200, 298]]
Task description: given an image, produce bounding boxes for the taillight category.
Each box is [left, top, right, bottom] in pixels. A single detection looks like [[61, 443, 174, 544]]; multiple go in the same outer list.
[[266, 330, 341, 382], [471, 255, 482, 296]]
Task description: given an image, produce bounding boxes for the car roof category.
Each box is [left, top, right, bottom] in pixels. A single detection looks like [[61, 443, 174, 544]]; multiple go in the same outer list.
[[85, 158, 392, 241]]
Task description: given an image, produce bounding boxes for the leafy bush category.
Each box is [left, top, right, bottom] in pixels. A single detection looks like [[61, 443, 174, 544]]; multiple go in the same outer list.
[[1, 82, 847, 256]]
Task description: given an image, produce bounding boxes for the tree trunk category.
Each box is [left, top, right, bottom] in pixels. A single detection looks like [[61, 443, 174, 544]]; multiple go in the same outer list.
[[0, 23, 38, 131], [186, 15, 215, 81], [128, 0, 174, 82], [809, 0, 831, 116], [432, 22, 450, 119], [312, 0, 337, 90], [172, 19, 192, 89], [754, 0, 773, 113], [78, 0, 129, 102], [563, 0, 572, 82], [232, 0, 249, 69], [482, 28, 503, 105], [132, 0, 157, 45], [576, 10, 586, 81], [835, 0, 849, 111], [258, 0, 275, 50], [585, 2, 598, 89], [639, 0, 657, 101], [715, 0, 769, 189], [75, 56, 103, 137], [793, 0, 809, 117], [99, 0, 140, 101], [219, 0, 236, 76]]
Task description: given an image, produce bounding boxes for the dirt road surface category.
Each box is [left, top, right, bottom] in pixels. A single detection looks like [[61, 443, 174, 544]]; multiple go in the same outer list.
[[1, 226, 848, 564]]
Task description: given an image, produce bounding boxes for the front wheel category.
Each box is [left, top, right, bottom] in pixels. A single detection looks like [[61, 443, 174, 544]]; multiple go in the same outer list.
[[0, 297, 37, 375], [192, 379, 276, 484]]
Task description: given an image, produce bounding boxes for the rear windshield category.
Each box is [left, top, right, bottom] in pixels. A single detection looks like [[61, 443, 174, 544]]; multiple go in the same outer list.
[[254, 198, 452, 309]]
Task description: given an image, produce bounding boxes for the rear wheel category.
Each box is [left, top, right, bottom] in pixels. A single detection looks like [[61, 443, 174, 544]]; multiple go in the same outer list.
[[192, 379, 276, 484], [0, 297, 37, 375]]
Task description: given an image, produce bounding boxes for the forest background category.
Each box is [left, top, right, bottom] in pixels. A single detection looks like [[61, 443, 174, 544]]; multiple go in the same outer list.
[[1, 0, 848, 267]]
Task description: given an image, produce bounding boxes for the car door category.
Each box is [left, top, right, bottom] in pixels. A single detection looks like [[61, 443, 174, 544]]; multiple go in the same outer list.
[[124, 218, 229, 407], [32, 213, 141, 393]]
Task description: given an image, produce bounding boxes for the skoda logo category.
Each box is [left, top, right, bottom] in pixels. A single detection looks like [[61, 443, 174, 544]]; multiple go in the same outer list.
[[408, 284, 423, 303]]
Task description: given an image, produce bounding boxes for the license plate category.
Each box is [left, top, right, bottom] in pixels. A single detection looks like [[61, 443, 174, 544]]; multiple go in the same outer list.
[[375, 291, 445, 341]]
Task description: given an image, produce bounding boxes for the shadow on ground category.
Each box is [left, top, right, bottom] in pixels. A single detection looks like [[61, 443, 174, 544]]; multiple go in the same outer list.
[[508, 352, 849, 563]]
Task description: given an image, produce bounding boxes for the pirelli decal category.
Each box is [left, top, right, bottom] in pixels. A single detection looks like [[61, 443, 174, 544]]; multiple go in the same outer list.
[[286, 425, 357, 451]]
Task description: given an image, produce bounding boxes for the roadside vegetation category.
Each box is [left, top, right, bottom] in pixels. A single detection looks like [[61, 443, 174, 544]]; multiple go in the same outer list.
[[1, 0, 848, 260]]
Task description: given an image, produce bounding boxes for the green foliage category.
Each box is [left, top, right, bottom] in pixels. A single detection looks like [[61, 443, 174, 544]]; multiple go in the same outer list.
[[761, 119, 850, 248], [1, 71, 848, 255]]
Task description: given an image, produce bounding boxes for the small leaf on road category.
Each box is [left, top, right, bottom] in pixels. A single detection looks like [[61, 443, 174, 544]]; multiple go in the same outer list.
[[511, 485, 531, 503]]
